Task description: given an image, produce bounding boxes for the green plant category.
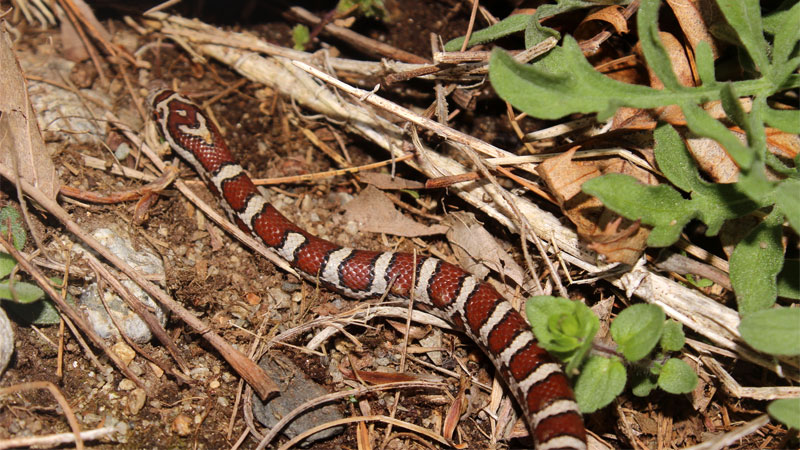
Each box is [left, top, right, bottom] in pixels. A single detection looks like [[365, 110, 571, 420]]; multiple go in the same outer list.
[[292, 25, 311, 51], [527, 296, 697, 413], [449, 0, 799, 425], [0, 206, 61, 324], [336, 0, 385, 18]]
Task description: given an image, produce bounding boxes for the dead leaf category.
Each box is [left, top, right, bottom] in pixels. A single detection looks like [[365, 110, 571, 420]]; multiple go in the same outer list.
[[0, 28, 59, 199], [343, 185, 448, 237], [537, 149, 654, 265], [386, 319, 429, 340], [578, 6, 629, 35], [444, 211, 526, 288], [666, 0, 720, 59]]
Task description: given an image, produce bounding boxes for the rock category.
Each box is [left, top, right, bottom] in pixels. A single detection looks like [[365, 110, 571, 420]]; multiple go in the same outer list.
[[74, 228, 167, 344], [0, 307, 14, 377], [252, 354, 344, 446]]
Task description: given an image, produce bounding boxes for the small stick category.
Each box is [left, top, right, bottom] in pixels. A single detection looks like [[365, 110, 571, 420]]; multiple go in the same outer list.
[[252, 153, 414, 185], [0, 381, 84, 450]]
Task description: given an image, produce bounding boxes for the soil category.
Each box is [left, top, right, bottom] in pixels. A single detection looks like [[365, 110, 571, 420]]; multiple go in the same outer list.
[[0, 1, 789, 450]]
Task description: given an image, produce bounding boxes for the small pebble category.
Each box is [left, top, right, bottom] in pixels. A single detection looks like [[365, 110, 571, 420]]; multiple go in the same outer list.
[[112, 342, 136, 366], [128, 388, 147, 415], [171, 414, 192, 436], [118, 379, 136, 391]]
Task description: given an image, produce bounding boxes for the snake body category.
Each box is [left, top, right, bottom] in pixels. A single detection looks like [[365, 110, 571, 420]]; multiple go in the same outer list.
[[152, 89, 586, 449]]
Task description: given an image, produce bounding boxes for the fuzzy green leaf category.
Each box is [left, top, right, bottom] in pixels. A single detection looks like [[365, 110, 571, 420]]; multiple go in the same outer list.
[[0, 206, 26, 251], [444, 14, 530, 51], [730, 214, 784, 313], [574, 356, 626, 413], [764, 108, 800, 134], [768, 398, 800, 430], [770, 0, 800, 71], [0, 280, 45, 303], [526, 296, 598, 372], [611, 304, 665, 362], [660, 320, 685, 352], [739, 307, 800, 355], [631, 369, 658, 397], [0, 253, 16, 279], [776, 178, 800, 234], [716, 0, 770, 74], [657, 358, 698, 394], [582, 174, 694, 247]]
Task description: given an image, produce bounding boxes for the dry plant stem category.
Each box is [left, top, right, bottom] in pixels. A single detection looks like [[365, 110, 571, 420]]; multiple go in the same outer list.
[[701, 356, 800, 400], [460, 0, 481, 52], [253, 153, 414, 185], [0, 164, 279, 400], [0, 381, 83, 450], [0, 426, 118, 450], [682, 414, 770, 450], [150, 15, 798, 380], [0, 234, 148, 391], [256, 381, 450, 450], [285, 6, 429, 64], [87, 258, 191, 378]]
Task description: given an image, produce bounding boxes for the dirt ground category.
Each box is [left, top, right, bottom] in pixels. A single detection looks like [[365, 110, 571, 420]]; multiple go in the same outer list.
[[0, 1, 792, 449]]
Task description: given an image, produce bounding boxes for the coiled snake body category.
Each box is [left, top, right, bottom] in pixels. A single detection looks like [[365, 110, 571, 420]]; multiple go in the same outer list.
[[152, 90, 586, 449]]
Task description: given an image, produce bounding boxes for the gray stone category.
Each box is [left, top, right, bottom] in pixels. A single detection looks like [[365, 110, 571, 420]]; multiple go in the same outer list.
[[0, 307, 14, 377], [252, 354, 344, 446]]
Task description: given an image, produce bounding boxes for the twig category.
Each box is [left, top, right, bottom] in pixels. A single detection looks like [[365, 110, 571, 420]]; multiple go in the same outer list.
[[0, 426, 117, 450], [0, 163, 279, 400], [0, 234, 149, 391], [285, 6, 429, 64]]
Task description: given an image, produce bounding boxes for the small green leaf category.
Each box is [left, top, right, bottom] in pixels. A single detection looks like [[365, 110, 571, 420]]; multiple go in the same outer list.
[[770, 0, 800, 71], [694, 41, 717, 87], [715, 0, 769, 74], [582, 174, 694, 247], [526, 295, 598, 372], [3, 298, 62, 325], [0, 280, 45, 303], [610, 304, 665, 362], [444, 14, 530, 51], [776, 179, 800, 234], [764, 108, 800, 134], [730, 215, 784, 313], [767, 398, 800, 429], [0, 253, 16, 279], [739, 307, 800, 355], [0, 206, 26, 250], [777, 259, 800, 300], [631, 374, 657, 397], [291, 25, 310, 51], [637, 0, 683, 90], [574, 356, 626, 413], [657, 358, 698, 394], [686, 274, 713, 288], [660, 319, 686, 352]]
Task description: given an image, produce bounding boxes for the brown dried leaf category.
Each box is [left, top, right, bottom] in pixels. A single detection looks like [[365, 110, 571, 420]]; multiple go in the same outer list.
[[0, 28, 59, 199], [579, 6, 629, 35], [343, 185, 447, 237], [666, 0, 720, 59], [537, 149, 653, 265], [339, 366, 428, 384], [386, 319, 429, 340], [444, 211, 526, 288]]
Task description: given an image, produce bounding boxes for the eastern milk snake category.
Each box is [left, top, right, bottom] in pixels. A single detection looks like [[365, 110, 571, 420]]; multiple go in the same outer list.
[[151, 90, 587, 449]]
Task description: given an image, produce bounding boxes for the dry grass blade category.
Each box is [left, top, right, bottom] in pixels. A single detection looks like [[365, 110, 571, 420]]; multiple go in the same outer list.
[[0, 425, 118, 450]]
